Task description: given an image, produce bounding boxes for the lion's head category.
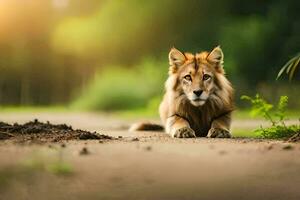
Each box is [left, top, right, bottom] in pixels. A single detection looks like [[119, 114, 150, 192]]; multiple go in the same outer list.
[[167, 46, 232, 108]]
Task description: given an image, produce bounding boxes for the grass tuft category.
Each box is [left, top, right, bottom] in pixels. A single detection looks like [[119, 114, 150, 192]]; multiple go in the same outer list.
[[242, 94, 300, 139]]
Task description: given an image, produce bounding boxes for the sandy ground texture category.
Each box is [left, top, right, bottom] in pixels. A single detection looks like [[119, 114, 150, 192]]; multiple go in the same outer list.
[[0, 112, 300, 200]]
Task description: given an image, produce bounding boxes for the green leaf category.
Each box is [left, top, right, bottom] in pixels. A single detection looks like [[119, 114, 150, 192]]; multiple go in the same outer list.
[[286, 59, 296, 74], [277, 53, 300, 80], [277, 96, 288, 111], [240, 95, 251, 101], [277, 59, 293, 79], [289, 56, 300, 81]]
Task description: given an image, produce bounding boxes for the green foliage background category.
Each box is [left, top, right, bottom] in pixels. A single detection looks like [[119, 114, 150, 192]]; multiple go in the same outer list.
[[0, 0, 299, 110]]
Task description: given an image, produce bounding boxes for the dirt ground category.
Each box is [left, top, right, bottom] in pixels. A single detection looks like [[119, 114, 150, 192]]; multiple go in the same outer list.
[[0, 112, 300, 200]]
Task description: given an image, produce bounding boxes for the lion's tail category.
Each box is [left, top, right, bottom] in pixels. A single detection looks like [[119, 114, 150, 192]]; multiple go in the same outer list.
[[129, 122, 164, 131]]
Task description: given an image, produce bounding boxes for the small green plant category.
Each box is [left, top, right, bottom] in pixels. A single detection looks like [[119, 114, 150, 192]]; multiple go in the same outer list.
[[46, 162, 73, 175], [46, 148, 73, 176], [241, 94, 300, 139], [22, 148, 74, 176]]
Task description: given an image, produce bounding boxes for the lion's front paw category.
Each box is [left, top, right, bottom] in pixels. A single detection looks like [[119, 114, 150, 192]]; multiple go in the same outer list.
[[207, 128, 231, 138], [173, 127, 196, 138]]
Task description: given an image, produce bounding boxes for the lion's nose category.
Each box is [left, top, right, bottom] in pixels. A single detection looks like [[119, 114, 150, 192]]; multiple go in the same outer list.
[[193, 90, 203, 97]]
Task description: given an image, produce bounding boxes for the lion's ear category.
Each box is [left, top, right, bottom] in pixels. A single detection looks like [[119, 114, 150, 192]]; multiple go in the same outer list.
[[207, 46, 224, 67], [169, 48, 186, 67]]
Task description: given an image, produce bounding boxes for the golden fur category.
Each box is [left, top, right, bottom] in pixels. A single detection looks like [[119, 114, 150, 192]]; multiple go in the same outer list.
[[130, 46, 234, 138]]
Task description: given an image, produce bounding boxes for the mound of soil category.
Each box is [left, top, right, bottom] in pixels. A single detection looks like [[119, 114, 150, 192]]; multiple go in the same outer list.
[[0, 119, 113, 143]]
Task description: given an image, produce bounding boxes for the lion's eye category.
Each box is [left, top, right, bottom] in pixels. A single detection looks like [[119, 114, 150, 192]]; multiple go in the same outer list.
[[203, 74, 211, 81], [184, 75, 192, 81]]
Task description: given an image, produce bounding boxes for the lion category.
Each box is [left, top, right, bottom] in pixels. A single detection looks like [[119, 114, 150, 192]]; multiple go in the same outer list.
[[130, 46, 234, 138]]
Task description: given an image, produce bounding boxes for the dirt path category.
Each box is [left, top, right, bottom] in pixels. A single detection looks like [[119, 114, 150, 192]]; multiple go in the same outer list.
[[0, 112, 300, 200]]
